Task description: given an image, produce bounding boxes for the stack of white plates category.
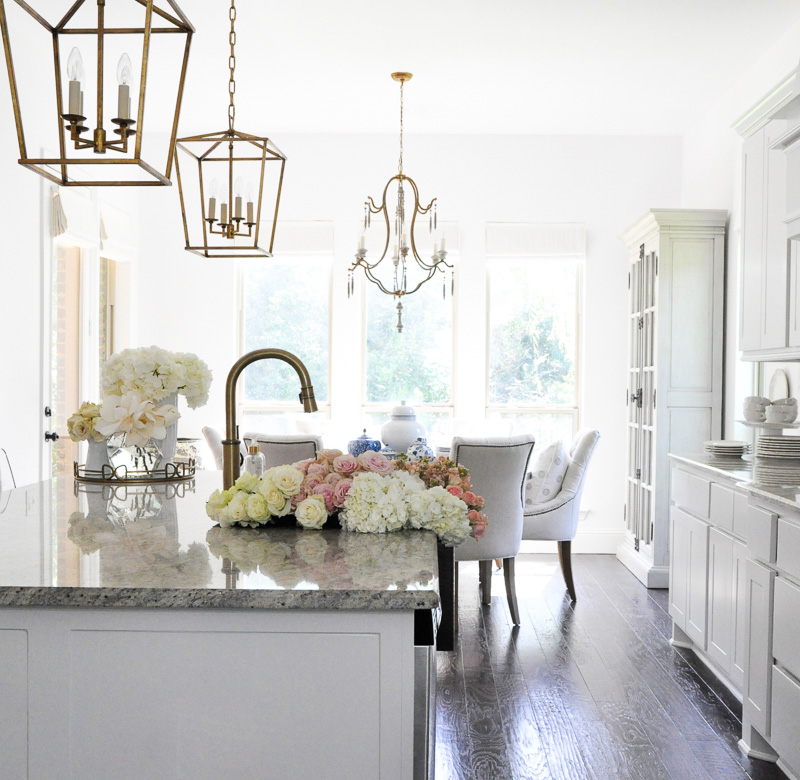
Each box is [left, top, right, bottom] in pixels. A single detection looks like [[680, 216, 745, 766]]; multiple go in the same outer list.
[[755, 436, 800, 459], [753, 459, 800, 486], [703, 440, 751, 457]]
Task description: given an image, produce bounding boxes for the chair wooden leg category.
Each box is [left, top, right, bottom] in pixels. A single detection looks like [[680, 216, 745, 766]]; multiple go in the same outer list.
[[558, 540, 577, 602], [494, 558, 502, 570], [503, 557, 521, 626], [479, 559, 492, 605]]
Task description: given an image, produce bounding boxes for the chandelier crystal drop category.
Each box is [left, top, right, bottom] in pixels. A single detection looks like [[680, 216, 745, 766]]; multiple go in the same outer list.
[[174, 0, 286, 258], [348, 72, 453, 332]]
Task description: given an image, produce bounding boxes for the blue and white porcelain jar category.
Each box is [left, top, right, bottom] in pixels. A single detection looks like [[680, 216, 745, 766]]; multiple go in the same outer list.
[[406, 437, 434, 462], [347, 429, 382, 458]]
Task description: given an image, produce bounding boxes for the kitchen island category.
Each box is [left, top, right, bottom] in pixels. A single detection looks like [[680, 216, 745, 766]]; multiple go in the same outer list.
[[0, 472, 440, 780]]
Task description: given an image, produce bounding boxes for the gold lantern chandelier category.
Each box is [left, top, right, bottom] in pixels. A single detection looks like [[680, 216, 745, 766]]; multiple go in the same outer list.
[[174, 0, 286, 258], [0, 0, 193, 186], [348, 72, 452, 332]]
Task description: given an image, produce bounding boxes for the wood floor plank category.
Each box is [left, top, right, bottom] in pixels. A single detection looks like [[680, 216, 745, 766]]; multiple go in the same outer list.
[[436, 554, 789, 780]]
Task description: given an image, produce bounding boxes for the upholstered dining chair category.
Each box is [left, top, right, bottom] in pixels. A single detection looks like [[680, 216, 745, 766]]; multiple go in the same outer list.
[[243, 433, 324, 469], [451, 434, 536, 626], [522, 429, 600, 602]]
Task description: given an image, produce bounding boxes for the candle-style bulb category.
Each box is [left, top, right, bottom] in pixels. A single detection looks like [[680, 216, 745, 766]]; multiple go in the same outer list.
[[116, 53, 132, 85], [209, 178, 219, 198], [234, 176, 243, 219], [246, 183, 255, 224], [67, 47, 84, 82]]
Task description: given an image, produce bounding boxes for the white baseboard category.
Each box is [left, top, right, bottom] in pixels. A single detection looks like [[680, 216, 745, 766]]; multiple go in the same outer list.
[[738, 739, 779, 763], [615, 541, 669, 588], [520, 528, 623, 555], [778, 758, 800, 780]]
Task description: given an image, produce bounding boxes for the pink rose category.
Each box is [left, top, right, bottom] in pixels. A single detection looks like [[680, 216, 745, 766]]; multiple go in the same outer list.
[[447, 485, 464, 499], [312, 483, 335, 513], [291, 489, 308, 509], [293, 458, 315, 475], [333, 478, 353, 508], [467, 509, 480, 521], [304, 474, 323, 490], [357, 451, 395, 476], [308, 463, 329, 476], [325, 472, 343, 486], [333, 453, 359, 475], [464, 491, 478, 506], [318, 448, 343, 462]]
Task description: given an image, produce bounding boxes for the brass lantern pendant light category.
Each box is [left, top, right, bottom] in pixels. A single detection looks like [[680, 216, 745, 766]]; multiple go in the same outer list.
[[348, 72, 453, 332], [174, 0, 286, 258], [0, 0, 193, 186]]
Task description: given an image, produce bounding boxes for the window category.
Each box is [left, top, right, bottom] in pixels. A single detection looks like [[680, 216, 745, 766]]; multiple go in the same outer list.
[[486, 223, 584, 444], [362, 224, 458, 444], [238, 222, 333, 434]]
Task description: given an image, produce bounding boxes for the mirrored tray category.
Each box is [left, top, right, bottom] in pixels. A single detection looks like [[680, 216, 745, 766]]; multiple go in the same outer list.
[[73, 459, 196, 484]]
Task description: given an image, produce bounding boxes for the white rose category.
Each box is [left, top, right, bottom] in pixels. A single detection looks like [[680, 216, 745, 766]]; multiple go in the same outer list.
[[246, 493, 271, 523], [295, 495, 328, 529], [267, 465, 305, 498], [258, 478, 292, 517], [234, 471, 260, 493], [226, 491, 249, 523], [206, 488, 234, 521]]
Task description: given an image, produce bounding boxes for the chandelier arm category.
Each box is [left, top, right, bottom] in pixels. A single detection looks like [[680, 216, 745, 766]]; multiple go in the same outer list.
[[363, 265, 402, 297], [402, 268, 442, 297]]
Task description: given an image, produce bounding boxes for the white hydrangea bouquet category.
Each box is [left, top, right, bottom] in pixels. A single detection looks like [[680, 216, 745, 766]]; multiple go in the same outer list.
[[101, 345, 212, 409], [69, 346, 212, 476], [206, 450, 486, 547]]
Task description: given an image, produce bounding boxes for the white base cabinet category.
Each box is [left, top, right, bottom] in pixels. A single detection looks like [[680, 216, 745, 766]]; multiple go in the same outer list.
[[670, 455, 800, 777]]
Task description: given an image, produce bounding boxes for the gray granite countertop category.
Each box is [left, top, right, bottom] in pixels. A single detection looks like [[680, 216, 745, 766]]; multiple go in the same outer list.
[[0, 472, 440, 610], [670, 452, 800, 511]]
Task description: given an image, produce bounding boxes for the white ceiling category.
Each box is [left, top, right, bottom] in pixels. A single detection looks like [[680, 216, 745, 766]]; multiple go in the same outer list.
[[168, 0, 800, 136]]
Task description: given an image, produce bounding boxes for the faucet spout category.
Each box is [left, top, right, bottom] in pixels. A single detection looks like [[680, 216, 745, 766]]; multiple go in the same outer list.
[[222, 348, 317, 489]]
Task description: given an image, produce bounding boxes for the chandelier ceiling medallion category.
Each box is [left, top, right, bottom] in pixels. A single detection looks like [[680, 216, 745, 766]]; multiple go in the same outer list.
[[349, 72, 452, 333], [0, 0, 193, 186], [174, 0, 286, 258]]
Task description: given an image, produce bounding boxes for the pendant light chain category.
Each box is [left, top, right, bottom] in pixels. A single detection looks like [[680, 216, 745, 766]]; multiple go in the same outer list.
[[228, 0, 237, 132], [398, 79, 404, 176]]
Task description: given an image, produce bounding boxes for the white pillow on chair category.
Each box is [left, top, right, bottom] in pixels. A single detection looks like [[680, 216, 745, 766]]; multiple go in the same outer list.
[[524, 440, 568, 506]]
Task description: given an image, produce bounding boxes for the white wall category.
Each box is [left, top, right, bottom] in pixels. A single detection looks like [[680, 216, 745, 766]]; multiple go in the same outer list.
[[135, 131, 683, 551], [681, 18, 800, 441]]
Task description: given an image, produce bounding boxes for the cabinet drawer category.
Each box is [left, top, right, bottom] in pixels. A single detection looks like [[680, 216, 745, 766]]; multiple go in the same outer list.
[[747, 504, 778, 563], [733, 491, 749, 539], [672, 469, 711, 519], [771, 665, 800, 775], [777, 519, 800, 581], [710, 483, 734, 533], [774, 577, 800, 680]]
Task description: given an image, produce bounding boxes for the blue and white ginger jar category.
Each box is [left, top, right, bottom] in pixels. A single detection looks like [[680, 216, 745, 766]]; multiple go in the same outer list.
[[348, 429, 382, 458], [406, 437, 434, 462]]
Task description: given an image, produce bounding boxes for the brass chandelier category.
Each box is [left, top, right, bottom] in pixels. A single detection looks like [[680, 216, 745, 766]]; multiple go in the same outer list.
[[0, 0, 193, 186], [348, 72, 452, 332], [174, 0, 286, 258]]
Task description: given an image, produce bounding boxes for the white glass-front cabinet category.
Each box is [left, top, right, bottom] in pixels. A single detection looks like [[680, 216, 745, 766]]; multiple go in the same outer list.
[[619, 210, 726, 588]]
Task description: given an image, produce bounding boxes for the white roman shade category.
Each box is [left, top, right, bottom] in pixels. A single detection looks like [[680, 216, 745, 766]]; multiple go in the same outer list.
[[99, 200, 136, 263], [56, 187, 98, 248], [485, 223, 586, 258]]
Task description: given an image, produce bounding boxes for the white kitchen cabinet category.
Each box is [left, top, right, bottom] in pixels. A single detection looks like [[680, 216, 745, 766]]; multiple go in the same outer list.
[[731, 539, 749, 692], [619, 211, 726, 588], [669, 504, 709, 649], [708, 528, 735, 675], [743, 557, 775, 738], [740, 128, 766, 352]]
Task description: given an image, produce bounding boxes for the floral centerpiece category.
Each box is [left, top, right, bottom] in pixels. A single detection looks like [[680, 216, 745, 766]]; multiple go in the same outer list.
[[69, 346, 212, 478], [206, 450, 488, 547]]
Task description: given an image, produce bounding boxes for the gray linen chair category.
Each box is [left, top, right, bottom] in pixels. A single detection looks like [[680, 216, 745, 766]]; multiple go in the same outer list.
[[522, 428, 600, 602], [451, 434, 536, 626], [243, 433, 323, 469]]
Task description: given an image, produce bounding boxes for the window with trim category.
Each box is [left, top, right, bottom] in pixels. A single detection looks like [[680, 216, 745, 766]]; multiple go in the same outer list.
[[486, 223, 583, 445], [238, 222, 333, 434], [361, 224, 458, 444]]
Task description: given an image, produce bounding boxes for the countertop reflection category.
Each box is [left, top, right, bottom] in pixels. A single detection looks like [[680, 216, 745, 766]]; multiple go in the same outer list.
[[0, 472, 439, 610]]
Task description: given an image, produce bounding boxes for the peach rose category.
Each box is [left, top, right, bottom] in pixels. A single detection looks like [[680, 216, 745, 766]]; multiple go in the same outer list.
[[447, 485, 464, 499], [292, 458, 315, 475], [308, 463, 329, 476], [464, 491, 478, 505], [318, 448, 343, 462]]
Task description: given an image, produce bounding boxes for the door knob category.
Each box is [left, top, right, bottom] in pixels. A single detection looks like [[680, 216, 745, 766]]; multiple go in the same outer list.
[[44, 431, 60, 442]]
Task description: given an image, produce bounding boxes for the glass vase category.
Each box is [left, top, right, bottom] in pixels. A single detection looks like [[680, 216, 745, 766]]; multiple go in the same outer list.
[[107, 433, 164, 474]]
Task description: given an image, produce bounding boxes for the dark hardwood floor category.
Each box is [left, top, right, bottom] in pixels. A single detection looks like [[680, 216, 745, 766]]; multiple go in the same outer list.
[[434, 553, 787, 780]]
